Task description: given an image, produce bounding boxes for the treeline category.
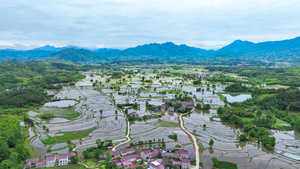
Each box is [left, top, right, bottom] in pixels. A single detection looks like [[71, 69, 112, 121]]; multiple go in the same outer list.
[[224, 82, 250, 93], [217, 106, 276, 150], [0, 116, 30, 168], [0, 88, 47, 109], [206, 66, 300, 87], [0, 61, 87, 91], [259, 88, 300, 112]]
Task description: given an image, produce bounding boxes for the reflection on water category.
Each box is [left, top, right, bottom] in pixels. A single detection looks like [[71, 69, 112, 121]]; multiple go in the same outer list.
[[44, 100, 77, 107]]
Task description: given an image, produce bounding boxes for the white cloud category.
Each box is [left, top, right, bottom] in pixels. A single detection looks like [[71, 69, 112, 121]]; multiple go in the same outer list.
[[0, 0, 299, 49]]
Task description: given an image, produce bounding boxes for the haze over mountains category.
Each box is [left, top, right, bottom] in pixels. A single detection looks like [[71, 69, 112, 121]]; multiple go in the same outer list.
[[0, 37, 300, 64]]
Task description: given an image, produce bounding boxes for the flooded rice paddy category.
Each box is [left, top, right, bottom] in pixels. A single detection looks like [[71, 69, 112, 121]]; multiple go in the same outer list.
[[26, 72, 300, 168], [222, 93, 252, 103]]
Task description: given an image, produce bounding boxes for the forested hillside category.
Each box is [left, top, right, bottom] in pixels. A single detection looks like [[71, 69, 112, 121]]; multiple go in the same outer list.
[[1, 36, 300, 64], [0, 61, 86, 91]]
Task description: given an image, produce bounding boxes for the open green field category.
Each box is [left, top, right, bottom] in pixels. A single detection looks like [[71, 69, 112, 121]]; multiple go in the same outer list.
[[42, 128, 94, 145], [157, 120, 179, 127]]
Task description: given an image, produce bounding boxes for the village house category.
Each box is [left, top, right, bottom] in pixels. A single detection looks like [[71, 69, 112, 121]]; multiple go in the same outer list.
[[58, 154, 68, 166], [121, 147, 135, 156], [68, 152, 76, 158], [122, 160, 132, 169], [149, 161, 164, 169], [167, 106, 174, 112], [113, 152, 121, 158], [114, 161, 122, 168], [181, 158, 191, 169], [174, 150, 179, 158], [151, 149, 160, 158], [24, 158, 38, 169], [122, 154, 141, 162], [169, 159, 181, 168], [160, 104, 165, 112], [35, 161, 46, 168], [46, 155, 56, 167], [179, 150, 189, 160], [130, 112, 138, 117], [140, 149, 152, 159]]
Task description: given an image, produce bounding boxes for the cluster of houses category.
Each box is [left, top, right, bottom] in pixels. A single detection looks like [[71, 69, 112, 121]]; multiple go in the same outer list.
[[24, 152, 76, 169], [185, 72, 217, 80], [154, 99, 195, 112], [111, 146, 191, 169]]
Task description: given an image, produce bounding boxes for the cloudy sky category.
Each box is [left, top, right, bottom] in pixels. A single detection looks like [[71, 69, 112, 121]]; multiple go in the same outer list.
[[0, 0, 300, 50]]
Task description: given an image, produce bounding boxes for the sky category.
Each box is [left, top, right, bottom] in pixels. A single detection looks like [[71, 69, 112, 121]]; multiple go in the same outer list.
[[0, 0, 300, 50]]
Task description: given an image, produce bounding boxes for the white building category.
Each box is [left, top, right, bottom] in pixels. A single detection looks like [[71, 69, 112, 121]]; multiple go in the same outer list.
[[58, 154, 69, 166], [46, 155, 56, 167]]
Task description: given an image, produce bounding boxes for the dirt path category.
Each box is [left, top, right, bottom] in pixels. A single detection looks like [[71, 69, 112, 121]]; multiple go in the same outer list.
[[178, 86, 200, 169]]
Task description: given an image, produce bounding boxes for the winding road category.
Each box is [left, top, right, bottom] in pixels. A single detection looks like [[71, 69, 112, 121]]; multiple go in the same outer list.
[[178, 86, 200, 169]]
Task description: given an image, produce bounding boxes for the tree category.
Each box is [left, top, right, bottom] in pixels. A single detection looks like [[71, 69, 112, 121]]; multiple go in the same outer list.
[[9, 152, 19, 164], [211, 157, 218, 166], [105, 153, 112, 169], [130, 142, 134, 146], [0, 160, 14, 169], [70, 155, 79, 164], [209, 139, 214, 147], [96, 139, 104, 149], [115, 110, 118, 115], [239, 134, 247, 141], [157, 151, 162, 158], [0, 140, 10, 162], [116, 156, 121, 161]]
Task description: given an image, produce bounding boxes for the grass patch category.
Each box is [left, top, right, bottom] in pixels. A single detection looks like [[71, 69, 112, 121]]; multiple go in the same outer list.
[[84, 159, 98, 167], [42, 128, 94, 145], [61, 112, 81, 120], [275, 119, 290, 125], [212, 157, 238, 169], [241, 118, 254, 122], [157, 120, 179, 127], [168, 134, 178, 141], [183, 84, 200, 87], [160, 90, 183, 95]]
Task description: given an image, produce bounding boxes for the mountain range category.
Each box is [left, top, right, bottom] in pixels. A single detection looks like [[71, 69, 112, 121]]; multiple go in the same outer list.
[[1, 37, 300, 64]]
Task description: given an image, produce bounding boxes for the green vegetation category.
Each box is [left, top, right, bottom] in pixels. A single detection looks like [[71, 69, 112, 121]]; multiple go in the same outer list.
[[209, 139, 214, 147], [211, 157, 238, 169], [168, 133, 178, 141], [207, 66, 300, 87], [0, 88, 47, 109], [157, 120, 179, 127], [42, 128, 94, 145], [0, 116, 30, 168], [61, 112, 81, 120], [159, 90, 182, 95], [36, 113, 54, 120]]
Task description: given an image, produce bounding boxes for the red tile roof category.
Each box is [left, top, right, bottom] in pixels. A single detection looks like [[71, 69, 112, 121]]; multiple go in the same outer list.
[[180, 150, 189, 155], [181, 158, 191, 163], [46, 155, 56, 161], [68, 152, 76, 157], [35, 161, 46, 166], [58, 154, 68, 159]]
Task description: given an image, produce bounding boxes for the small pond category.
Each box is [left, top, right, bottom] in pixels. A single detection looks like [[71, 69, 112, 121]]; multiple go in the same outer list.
[[222, 94, 251, 103]]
